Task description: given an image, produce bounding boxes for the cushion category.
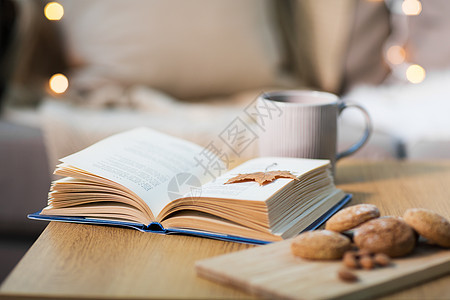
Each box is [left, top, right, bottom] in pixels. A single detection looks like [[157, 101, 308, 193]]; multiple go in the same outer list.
[[59, 0, 284, 100], [289, 0, 355, 94], [342, 0, 390, 92], [287, 0, 390, 94]]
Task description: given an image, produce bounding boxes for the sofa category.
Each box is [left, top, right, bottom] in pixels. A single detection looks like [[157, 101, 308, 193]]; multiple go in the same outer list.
[[2, 0, 450, 283]]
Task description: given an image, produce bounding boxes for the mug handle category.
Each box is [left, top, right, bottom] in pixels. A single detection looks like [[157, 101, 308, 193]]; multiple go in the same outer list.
[[336, 102, 372, 161]]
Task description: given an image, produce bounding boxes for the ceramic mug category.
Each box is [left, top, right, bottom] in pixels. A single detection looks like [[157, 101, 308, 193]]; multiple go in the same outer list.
[[257, 90, 372, 169]]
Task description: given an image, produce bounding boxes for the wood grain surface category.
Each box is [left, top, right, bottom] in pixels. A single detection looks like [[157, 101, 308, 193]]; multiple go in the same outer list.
[[1, 160, 450, 299]]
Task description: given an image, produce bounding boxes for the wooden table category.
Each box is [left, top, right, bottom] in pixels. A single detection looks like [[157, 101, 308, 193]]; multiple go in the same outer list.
[[1, 160, 450, 299]]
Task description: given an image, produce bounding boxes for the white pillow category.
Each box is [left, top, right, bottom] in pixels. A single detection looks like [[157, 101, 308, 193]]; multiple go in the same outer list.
[[59, 0, 284, 100]]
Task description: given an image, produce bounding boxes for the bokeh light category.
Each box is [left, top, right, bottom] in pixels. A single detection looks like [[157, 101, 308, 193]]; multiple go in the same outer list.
[[406, 64, 426, 84], [49, 73, 69, 94], [386, 46, 406, 65], [402, 0, 422, 16], [44, 2, 64, 21]]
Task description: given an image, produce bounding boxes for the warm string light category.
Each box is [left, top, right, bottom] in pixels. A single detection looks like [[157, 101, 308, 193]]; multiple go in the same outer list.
[[49, 73, 69, 94], [384, 0, 425, 84], [45, 2, 67, 96], [406, 64, 426, 83], [44, 2, 64, 21], [401, 0, 422, 16], [386, 45, 406, 65]]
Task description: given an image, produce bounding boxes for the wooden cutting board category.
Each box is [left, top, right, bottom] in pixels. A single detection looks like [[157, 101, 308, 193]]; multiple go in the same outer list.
[[196, 240, 450, 299]]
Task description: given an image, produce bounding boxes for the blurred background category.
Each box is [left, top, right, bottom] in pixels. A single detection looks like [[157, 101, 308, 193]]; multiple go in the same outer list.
[[1, 0, 450, 283]]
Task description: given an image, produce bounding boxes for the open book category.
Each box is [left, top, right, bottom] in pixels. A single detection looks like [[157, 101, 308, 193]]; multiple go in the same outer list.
[[29, 127, 350, 244]]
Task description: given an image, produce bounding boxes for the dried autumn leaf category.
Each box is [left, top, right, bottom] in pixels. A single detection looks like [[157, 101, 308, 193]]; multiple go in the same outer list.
[[225, 170, 298, 186]]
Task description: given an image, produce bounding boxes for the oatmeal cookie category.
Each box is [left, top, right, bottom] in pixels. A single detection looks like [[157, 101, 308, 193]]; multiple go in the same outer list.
[[291, 230, 351, 260], [403, 208, 450, 248], [354, 217, 415, 257], [325, 204, 380, 232]]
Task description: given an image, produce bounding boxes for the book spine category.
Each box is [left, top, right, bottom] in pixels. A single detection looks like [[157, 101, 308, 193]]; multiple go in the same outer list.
[[145, 222, 165, 232]]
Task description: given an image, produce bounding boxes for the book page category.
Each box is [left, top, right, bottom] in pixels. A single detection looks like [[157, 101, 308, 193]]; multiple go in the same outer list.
[[60, 127, 222, 217], [184, 157, 329, 202]]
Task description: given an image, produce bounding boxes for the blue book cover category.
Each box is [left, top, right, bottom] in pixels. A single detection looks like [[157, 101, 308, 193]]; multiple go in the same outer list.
[[28, 194, 351, 245]]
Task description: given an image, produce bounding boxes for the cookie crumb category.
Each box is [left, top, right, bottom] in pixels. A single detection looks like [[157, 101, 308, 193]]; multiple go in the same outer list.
[[337, 268, 358, 283], [360, 255, 375, 270], [343, 251, 359, 269], [374, 253, 391, 266], [357, 249, 372, 257]]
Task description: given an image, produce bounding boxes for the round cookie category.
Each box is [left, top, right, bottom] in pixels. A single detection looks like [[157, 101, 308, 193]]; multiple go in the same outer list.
[[354, 217, 416, 257], [403, 208, 450, 248], [291, 230, 351, 260], [325, 204, 380, 232]]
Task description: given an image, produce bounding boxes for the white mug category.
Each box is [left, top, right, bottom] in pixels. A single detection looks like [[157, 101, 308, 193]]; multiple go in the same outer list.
[[257, 90, 372, 169]]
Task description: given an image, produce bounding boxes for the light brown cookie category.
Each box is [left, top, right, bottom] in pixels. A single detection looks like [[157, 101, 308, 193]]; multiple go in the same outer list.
[[354, 217, 416, 257], [291, 230, 351, 260], [403, 208, 450, 248], [325, 204, 380, 232]]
